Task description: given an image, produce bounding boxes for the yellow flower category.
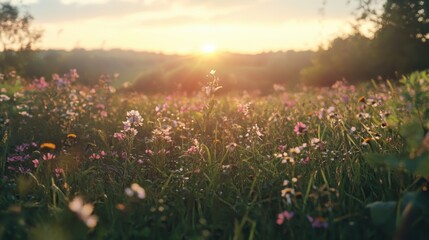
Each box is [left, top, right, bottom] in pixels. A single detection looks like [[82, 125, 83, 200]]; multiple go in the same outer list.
[[362, 138, 372, 146], [67, 133, 77, 139], [40, 142, 56, 150]]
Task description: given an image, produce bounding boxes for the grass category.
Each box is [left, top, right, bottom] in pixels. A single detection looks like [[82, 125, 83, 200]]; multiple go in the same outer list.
[[0, 70, 428, 239]]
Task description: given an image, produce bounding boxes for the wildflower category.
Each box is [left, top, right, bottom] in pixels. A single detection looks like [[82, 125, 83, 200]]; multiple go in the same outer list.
[[307, 216, 329, 228], [128, 128, 138, 137], [54, 167, 64, 178], [283, 180, 289, 186], [282, 156, 295, 164], [281, 188, 295, 197], [125, 110, 143, 127], [281, 187, 295, 205], [357, 112, 370, 119], [185, 145, 199, 155], [0, 94, 10, 102], [69, 196, 98, 228], [100, 111, 108, 118], [222, 164, 232, 171], [278, 145, 286, 152], [116, 203, 126, 211], [31, 77, 49, 90], [294, 122, 307, 135], [300, 156, 310, 164], [125, 183, 146, 199], [276, 211, 295, 225], [100, 151, 107, 157], [113, 132, 125, 141], [42, 153, 56, 161], [310, 138, 323, 150], [32, 159, 39, 168], [289, 147, 301, 154], [67, 133, 77, 139], [89, 153, 100, 160], [40, 143, 56, 150], [145, 149, 154, 155], [226, 142, 238, 152], [362, 138, 371, 146]]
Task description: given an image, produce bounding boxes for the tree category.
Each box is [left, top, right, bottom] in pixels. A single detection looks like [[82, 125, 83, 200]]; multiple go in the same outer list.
[[301, 0, 429, 85], [0, 2, 42, 73]]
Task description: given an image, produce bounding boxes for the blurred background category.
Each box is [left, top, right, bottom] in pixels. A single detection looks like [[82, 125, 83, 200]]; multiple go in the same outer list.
[[0, 0, 428, 93]]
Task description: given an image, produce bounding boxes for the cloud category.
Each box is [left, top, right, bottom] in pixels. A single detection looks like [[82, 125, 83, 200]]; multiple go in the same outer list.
[[8, 0, 39, 4], [60, 0, 109, 5]]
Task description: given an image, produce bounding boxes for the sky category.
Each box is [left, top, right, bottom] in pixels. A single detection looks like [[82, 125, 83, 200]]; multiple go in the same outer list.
[[9, 0, 368, 54]]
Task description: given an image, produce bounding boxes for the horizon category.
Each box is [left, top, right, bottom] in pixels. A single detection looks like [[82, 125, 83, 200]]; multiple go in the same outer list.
[[8, 0, 377, 54]]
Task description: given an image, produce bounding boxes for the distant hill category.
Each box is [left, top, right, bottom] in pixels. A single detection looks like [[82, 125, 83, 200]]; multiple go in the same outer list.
[[22, 49, 315, 94]]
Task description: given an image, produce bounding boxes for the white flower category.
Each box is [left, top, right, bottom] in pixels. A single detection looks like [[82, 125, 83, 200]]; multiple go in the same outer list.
[[126, 110, 143, 127], [69, 196, 98, 228], [125, 183, 146, 199], [0, 94, 10, 102]]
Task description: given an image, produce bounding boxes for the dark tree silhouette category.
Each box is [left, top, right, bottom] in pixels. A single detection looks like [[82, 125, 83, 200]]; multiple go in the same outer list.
[[302, 0, 429, 85], [0, 2, 42, 73]]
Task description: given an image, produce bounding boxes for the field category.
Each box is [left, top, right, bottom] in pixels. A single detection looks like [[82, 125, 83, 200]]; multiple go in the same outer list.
[[1, 70, 429, 239]]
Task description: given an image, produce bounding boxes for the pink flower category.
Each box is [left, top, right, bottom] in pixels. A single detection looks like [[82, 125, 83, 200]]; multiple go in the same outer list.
[[300, 156, 310, 164], [145, 149, 154, 155], [89, 153, 100, 160], [54, 167, 64, 178], [276, 211, 295, 225], [42, 153, 55, 161], [294, 122, 307, 135], [100, 111, 108, 118], [95, 103, 105, 110], [113, 132, 125, 141], [32, 159, 40, 168], [185, 146, 198, 155]]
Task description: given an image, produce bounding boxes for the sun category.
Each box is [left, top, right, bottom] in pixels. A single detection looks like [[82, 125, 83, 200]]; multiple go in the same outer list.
[[200, 43, 217, 54]]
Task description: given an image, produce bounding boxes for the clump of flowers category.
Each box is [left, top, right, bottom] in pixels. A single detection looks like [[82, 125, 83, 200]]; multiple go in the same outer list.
[[125, 183, 146, 199], [6, 142, 38, 174], [69, 196, 98, 228], [0, 94, 10, 102], [114, 110, 143, 139], [276, 211, 295, 225], [203, 70, 222, 97]]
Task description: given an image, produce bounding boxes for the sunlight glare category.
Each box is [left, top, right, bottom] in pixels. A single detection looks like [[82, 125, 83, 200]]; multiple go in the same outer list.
[[201, 43, 217, 54]]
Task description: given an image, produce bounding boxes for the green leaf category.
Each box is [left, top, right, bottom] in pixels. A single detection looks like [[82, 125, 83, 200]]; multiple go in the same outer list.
[[412, 154, 429, 176], [400, 120, 424, 151], [365, 153, 406, 170], [366, 201, 397, 226]]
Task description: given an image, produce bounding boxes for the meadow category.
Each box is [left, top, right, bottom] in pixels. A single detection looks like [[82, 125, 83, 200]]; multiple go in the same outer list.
[[1, 69, 429, 239]]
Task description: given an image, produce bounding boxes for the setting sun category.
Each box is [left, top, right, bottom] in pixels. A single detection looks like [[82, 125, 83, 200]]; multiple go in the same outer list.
[[201, 43, 217, 54]]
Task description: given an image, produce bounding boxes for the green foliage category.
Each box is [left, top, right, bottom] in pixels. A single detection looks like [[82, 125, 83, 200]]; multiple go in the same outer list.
[[2, 69, 429, 239], [302, 0, 429, 86]]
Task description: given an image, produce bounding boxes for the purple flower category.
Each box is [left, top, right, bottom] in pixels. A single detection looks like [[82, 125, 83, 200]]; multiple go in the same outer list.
[[307, 215, 329, 228]]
